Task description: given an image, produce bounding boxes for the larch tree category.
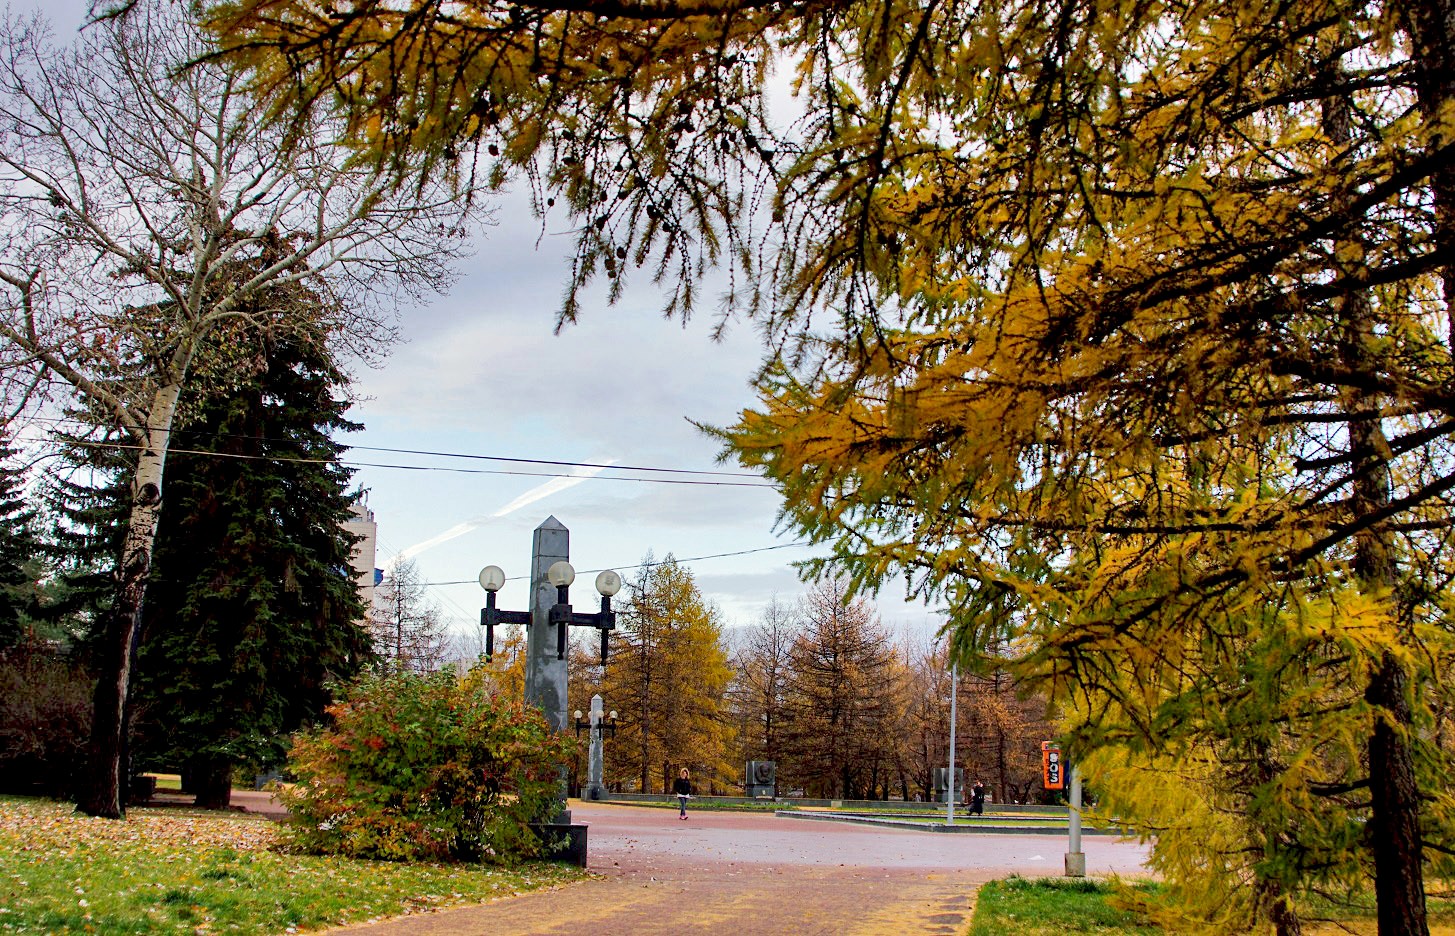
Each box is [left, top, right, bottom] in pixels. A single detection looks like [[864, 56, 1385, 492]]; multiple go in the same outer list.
[[602, 555, 734, 793], [779, 578, 898, 800], [205, 0, 1455, 930], [371, 556, 450, 674], [896, 641, 952, 802], [0, 8, 482, 817], [728, 595, 796, 774]]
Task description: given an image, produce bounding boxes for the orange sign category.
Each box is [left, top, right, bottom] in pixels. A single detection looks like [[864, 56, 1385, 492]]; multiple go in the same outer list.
[[1042, 741, 1064, 790]]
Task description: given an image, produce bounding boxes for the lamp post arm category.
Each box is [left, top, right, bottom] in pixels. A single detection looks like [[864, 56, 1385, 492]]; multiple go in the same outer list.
[[553, 597, 617, 662], [479, 593, 531, 661]]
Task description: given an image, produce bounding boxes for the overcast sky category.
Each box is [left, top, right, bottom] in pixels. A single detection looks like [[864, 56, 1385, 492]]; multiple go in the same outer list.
[[28, 1, 948, 646], [348, 191, 945, 643]]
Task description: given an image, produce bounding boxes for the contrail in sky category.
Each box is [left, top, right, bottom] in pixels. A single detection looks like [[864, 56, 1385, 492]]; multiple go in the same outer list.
[[388, 463, 611, 567]]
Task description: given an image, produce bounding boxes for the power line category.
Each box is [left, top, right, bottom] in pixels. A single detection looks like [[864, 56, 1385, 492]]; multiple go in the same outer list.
[[22, 414, 763, 479], [19, 434, 778, 489], [413, 541, 813, 587], [349, 444, 758, 479], [376, 538, 479, 625]]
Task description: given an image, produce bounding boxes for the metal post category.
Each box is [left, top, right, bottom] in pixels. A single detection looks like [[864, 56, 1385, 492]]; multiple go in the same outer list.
[[947, 662, 957, 825], [1065, 764, 1086, 876]]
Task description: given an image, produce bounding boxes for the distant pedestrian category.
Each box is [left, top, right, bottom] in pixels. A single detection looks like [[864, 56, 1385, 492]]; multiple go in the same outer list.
[[673, 768, 693, 820], [970, 780, 986, 816]]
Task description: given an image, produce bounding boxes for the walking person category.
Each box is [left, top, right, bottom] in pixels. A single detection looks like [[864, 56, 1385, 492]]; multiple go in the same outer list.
[[673, 767, 693, 820], [970, 779, 986, 816]]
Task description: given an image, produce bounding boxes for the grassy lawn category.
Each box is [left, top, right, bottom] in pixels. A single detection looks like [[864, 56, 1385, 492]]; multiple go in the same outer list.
[[611, 799, 785, 812], [850, 812, 1068, 825], [0, 796, 584, 934], [969, 876, 1159, 935], [969, 876, 1455, 935]]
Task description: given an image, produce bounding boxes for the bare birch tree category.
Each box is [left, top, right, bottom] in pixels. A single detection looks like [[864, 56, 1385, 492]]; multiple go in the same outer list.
[[0, 8, 485, 816]]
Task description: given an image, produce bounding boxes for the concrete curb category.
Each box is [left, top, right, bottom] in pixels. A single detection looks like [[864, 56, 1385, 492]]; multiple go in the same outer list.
[[773, 810, 1128, 836]]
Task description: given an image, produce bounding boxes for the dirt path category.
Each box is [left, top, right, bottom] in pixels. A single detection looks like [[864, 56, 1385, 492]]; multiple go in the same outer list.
[[317, 802, 1151, 935]]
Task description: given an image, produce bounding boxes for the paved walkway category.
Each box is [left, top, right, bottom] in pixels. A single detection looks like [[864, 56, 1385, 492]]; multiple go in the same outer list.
[[313, 802, 1152, 936]]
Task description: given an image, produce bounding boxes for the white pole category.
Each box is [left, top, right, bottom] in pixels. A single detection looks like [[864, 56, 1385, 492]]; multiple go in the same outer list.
[[1065, 763, 1085, 876], [947, 662, 957, 825]]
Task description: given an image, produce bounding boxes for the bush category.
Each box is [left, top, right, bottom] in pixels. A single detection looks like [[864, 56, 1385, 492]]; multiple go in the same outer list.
[[0, 644, 92, 797], [279, 667, 577, 862]]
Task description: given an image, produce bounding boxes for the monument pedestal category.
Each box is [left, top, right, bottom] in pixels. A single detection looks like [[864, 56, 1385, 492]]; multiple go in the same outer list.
[[531, 822, 589, 867]]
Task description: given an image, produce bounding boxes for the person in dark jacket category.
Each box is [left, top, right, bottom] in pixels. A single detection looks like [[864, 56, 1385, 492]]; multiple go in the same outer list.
[[673, 768, 693, 820], [970, 780, 987, 815]]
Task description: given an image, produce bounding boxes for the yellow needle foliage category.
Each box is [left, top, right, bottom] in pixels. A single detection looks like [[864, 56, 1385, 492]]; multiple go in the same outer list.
[[201, 0, 1455, 930]]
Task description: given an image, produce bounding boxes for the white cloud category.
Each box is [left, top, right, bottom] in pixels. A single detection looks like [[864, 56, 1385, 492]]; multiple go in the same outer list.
[[390, 465, 610, 565]]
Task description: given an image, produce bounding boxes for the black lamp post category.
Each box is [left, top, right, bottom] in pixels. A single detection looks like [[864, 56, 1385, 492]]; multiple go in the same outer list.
[[574, 707, 618, 738], [478, 562, 621, 663]]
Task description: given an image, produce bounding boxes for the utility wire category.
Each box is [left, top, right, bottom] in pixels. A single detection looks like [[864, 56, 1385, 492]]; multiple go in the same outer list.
[[414, 541, 813, 587], [20, 434, 778, 489], [22, 414, 763, 479]]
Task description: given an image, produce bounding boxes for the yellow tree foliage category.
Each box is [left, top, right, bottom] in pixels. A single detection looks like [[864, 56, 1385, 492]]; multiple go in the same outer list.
[[601, 556, 736, 792], [203, 0, 1455, 931], [778, 577, 902, 799]]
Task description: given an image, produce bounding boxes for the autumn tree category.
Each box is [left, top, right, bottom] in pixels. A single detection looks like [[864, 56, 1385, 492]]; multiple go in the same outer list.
[[206, 0, 1455, 930], [0, 8, 482, 817], [371, 556, 449, 674], [891, 639, 1054, 806], [728, 595, 796, 775], [894, 641, 951, 802], [453, 620, 529, 696], [778, 578, 899, 800], [602, 555, 734, 793]]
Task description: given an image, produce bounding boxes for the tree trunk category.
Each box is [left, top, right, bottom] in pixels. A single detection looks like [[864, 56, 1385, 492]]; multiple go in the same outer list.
[[77, 588, 145, 818], [77, 384, 179, 819], [1396, 0, 1455, 342], [1259, 878, 1303, 936], [1321, 67, 1429, 933], [1368, 652, 1427, 936], [192, 757, 234, 810], [996, 727, 1008, 808]]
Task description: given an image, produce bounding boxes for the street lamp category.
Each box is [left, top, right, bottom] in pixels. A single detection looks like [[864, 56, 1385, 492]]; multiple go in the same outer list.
[[574, 694, 617, 801], [574, 706, 619, 738], [479, 562, 621, 663]]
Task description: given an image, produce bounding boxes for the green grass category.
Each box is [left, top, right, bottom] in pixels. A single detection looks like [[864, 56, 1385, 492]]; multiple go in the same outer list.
[[969, 876, 1160, 935], [967, 876, 1455, 935], [605, 798, 786, 812], [142, 772, 183, 793], [852, 812, 1067, 824], [0, 796, 584, 934]]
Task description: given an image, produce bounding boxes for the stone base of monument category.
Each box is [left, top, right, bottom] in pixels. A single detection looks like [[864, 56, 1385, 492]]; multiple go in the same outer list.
[[531, 822, 589, 867]]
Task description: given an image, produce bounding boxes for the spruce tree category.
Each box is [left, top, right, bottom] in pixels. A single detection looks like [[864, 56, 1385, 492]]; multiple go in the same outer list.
[[0, 430, 40, 651], [38, 420, 133, 660], [132, 324, 374, 808]]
